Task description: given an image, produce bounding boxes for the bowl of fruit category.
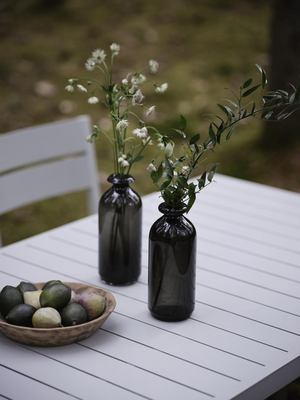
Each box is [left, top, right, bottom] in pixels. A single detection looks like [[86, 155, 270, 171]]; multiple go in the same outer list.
[[0, 280, 116, 346]]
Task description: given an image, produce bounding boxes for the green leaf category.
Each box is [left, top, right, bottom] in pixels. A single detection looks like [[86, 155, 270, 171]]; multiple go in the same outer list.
[[164, 158, 174, 178], [277, 113, 289, 121], [177, 176, 189, 189], [262, 109, 273, 120], [255, 64, 267, 88], [198, 171, 207, 189], [217, 104, 234, 118], [242, 84, 261, 98], [277, 89, 289, 97], [183, 145, 193, 160], [251, 102, 256, 115], [156, 162, 163, 181], [180, 115, 187, 131], [208, 164, 218, 182], [172, 128, 186, 139], [186, 193, 196, 213], [226, 126, 235, 141], [160, 180, 171, 190], [190, 133, 201, 145], [243, 78, 253, 89], [208, 123, 217, 146], [295, 85, 300, 101], [224, 99, 238, 108]]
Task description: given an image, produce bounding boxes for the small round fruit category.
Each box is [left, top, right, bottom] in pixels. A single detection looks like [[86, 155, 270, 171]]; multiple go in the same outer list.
[[60, 303, 87, 326], [23, 290, 42, 309], [0, 286, 24, 317], [32, 307, 61, 328], [6, 304, 36, 327], [17, 282, 37, 293], [42, 280, 62, 290], [77, 293, 106, 321], [40, 283, 71, 310]]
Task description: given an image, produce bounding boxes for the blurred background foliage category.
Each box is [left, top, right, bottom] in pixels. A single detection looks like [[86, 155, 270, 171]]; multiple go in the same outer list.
[[1, 0, 300, 246]]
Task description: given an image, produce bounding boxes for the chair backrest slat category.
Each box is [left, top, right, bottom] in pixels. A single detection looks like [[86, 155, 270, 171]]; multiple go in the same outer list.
[[0, 116, 100, 245], [0, 116, 93, 174]]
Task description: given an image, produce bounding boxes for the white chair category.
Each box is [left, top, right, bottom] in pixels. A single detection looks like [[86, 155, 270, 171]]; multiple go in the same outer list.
[[0, 115, 100, 246]]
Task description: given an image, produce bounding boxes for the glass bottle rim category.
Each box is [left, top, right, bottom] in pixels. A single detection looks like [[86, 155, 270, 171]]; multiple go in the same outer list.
[[107, 174, 134, 185], [158, 202, 187, 215]]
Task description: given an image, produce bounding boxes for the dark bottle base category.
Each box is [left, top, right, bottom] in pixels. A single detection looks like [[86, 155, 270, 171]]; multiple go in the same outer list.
[[149, 306, 193, 322], [101, 278, 138, 286]]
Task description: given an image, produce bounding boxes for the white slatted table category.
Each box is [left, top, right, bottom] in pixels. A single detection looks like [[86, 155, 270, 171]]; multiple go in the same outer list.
[[1, 174, 300, 400]]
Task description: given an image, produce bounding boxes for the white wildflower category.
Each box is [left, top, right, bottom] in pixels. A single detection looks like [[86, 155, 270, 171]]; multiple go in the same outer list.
[[142, 139, 153, 146], [110, 43, 120, 55], [86, 134, 94, 143], [91, 48, 106, 64], [132, 89, 144, 105], [88, 96, 99, 104], [146, 106, 156, 116], [118, 157, 129, 168], [155, 83, 168, 93], [122, 78, 128, 85], [147, 163, 156, 172], [65, 85, 74, 93], [116, 119, 129, 131], [157, 142, 165, 151], [131, 76, 138, 85], [137, 74, 147, 85], [77, 84, 87, 93], [133, 127, 148, 139], [129, 86, 137, 94], [68, 79, 77, 84], [165, 142, 174, 158], [149, 59, 159, 74], [85, 58, 95, 71]]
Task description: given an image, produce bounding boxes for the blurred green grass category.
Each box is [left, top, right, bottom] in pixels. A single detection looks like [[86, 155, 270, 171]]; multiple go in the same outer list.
[[1, 0, 300, 246]]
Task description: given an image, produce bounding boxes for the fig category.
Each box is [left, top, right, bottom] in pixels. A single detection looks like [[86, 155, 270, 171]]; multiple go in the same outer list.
[[0, 286, 24, 317], [40, 283, 71, 310], [23, 290, 42, 309], [6, 304, 36, 327], [17, 282, 38, 293], [60, 303, 87, 326], [69, 290, 79, 304], [32, 307, 61, 328], [77, 293, 106, 321]]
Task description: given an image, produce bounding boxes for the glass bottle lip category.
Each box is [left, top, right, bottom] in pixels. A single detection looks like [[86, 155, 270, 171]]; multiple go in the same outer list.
[[107, 174, 134, 185], [158, 202, 187, 215]]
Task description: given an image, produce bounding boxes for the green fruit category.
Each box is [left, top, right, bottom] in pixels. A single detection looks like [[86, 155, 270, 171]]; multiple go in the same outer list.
[[17, 281, 37, 293], [77, 293, 106, 321], [0, 286, 24, 317], [23, 290, 42, 309], [6, 304, 36, 327], [40, 283, 71, 310], [42, 280, 62, 290], [60, 303, 87, 326], [32, 307, 61, 328]]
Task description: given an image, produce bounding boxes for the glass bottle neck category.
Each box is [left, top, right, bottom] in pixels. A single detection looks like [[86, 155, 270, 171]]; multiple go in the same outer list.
[[108, 174, 134, 188], [158, 203, 187, 217]]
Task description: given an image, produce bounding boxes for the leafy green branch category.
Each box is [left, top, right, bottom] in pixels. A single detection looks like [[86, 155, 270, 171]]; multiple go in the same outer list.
[[149, 64, 300, 212]]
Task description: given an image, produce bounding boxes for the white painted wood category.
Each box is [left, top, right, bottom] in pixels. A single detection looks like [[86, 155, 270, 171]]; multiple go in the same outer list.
[[1, 175, 300, 400], [0, 116, 100, 245]]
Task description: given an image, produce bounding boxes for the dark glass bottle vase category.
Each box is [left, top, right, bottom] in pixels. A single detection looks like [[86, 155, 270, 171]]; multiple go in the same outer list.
[[99, 174, 142, 285], [148, 203, 197, 321]]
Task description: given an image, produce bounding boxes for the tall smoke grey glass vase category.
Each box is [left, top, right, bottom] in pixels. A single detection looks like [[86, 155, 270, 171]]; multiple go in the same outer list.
[[148, 203, 196, 321], [98, 174, 142, 285]]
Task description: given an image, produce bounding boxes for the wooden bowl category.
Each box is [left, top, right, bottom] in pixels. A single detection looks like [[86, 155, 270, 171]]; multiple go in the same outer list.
[[0, 282, 116, 347]]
